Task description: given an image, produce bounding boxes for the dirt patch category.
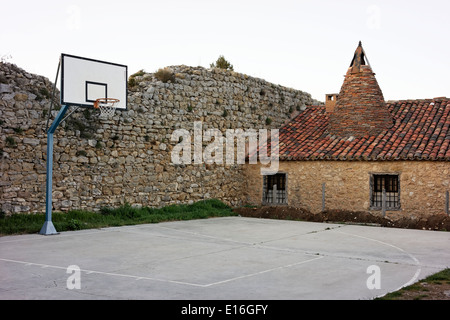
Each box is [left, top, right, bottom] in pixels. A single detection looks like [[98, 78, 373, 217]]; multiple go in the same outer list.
[[233, 206, 450, 231], [386, 282, 450, 300]]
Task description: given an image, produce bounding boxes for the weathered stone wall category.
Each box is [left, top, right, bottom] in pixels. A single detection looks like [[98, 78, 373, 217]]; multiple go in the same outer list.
[[243, 160, 450, 219], [0, 62, 320, 214]]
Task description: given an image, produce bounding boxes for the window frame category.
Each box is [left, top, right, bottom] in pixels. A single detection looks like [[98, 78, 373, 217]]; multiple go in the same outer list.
[[262, 172, 288, 205], [369, 173, 401, 211]]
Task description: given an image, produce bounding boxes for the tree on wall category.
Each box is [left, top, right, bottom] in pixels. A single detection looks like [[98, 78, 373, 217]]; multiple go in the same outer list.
[[210, 55, 234, 71]]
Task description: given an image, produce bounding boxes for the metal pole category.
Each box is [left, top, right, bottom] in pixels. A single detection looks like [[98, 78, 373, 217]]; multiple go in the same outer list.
[[40, 105, 69, 235], [273, 184, 277, 204], [45, 60, 61, 133], [40, 131, 57, 235], [446, 191, 449, 215], [322, 183, 326, 212]]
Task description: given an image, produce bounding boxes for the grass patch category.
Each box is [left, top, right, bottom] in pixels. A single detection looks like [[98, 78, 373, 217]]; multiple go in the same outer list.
[[6, 136, 16, 146], [0, 199, 236, 236], [425, 268, 450, 282], [376, 268, 450, 300]]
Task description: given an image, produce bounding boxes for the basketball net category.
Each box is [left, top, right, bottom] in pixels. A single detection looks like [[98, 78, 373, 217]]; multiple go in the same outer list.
[[94, 98, 119, 118]]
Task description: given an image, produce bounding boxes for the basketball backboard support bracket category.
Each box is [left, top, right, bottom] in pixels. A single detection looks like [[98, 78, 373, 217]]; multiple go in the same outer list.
[[40, 104, 69, 235], [40, 54, 128, 235]]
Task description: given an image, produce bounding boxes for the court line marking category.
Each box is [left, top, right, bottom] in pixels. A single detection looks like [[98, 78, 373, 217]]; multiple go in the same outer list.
[[0, 257, 204, 287], [0, 219, 428, 294], [335, 231, 422, 292], [0, 255, 323, 288], [202, 256, 324, 287]]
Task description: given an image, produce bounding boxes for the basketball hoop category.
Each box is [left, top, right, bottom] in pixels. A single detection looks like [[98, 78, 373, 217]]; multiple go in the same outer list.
[[94, 98, 120, 118]]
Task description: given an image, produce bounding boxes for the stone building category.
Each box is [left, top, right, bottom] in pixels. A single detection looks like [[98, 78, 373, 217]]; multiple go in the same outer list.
[[244, 42, 450, 219]]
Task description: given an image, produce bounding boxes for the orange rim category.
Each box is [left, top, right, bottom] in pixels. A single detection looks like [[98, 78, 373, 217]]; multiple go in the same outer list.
[[94, 98, 120, 109]]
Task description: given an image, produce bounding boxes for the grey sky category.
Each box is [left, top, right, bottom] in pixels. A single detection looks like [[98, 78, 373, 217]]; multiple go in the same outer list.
[[2, 0, 449, 101]]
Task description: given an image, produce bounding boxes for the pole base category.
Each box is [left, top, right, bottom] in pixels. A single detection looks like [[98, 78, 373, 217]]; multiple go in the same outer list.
[[39, 221, 59, 235]]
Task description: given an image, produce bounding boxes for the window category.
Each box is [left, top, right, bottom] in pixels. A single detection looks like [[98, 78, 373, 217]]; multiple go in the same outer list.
[[263, 173, 287, 204], [370, 174, 400, 209]]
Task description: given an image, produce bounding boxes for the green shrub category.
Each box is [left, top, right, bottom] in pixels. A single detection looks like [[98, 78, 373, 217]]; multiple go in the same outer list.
[[128, 77, 136, 87], [128, 69, 146, 87], [67, 219, 82, 230], [39, 87, 51, 99], [131, 69, 145, 78], [155, 68, 175, 83], [210, 55, 234, 71], [6, 136, 15, 146], [0, 199, 236, 235]]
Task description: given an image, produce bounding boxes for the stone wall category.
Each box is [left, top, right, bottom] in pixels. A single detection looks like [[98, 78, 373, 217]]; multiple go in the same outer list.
[[243, 160, 450, 219], [0, 62, 321, 214]]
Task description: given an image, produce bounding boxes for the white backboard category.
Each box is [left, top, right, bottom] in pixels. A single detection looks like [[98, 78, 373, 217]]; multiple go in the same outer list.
[[61, 54, 128, 110]]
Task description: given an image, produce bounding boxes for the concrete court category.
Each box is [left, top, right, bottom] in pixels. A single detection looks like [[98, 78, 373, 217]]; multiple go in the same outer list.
[[0, 216, 449, 300]]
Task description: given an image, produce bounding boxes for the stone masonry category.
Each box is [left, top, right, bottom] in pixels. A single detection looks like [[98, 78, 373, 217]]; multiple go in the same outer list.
[[244, 161, 450, 219], [0, 62, 321, 214]]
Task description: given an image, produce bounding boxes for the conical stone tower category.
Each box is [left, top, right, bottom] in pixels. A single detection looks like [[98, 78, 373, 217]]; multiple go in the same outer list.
[[328, 41, 393, 138]]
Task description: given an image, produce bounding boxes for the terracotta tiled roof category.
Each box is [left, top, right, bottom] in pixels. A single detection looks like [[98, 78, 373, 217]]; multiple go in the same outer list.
[[279, 98, 450, 161]]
